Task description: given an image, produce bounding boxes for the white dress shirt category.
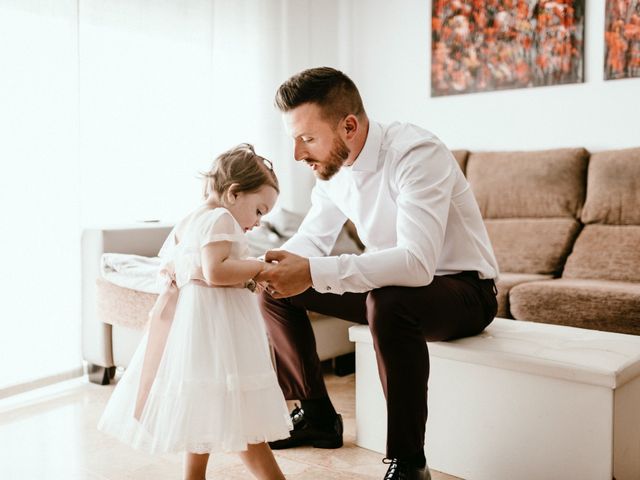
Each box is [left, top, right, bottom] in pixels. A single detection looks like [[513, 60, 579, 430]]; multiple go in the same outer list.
[[281, 121, 499, 295]]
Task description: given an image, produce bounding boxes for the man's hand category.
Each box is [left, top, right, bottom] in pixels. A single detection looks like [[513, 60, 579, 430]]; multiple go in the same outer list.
[[255, 250, 312, 298]]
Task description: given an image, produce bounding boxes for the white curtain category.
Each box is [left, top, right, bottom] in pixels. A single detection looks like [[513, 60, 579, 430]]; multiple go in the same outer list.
[[78, 0, 293, 224], [0, 0, 316, 394], [0, 0, 81, 393], [79, 0, 216, 224]]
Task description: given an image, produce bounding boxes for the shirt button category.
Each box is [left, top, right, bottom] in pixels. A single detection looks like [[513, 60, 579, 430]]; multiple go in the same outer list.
[[326, 286, 332, 291]]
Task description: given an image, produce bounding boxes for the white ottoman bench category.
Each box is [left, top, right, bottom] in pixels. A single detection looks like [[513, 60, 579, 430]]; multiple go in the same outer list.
[[349, 318, 640, 480]]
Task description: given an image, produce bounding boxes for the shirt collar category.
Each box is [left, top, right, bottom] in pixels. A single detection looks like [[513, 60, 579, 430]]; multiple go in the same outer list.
[[350, 120, 382, 172]]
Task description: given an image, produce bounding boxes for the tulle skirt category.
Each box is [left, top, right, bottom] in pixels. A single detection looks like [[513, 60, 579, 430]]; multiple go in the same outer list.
[[98, 283, 292, 454]]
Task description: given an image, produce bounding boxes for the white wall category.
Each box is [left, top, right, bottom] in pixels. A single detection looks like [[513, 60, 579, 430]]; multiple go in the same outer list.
[[347, 0, 639, 152]]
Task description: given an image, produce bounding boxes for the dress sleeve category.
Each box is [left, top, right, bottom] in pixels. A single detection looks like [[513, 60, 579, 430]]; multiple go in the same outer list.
[[158, 228, 177, 259], [156, 228, 177, 290], [199, 209, 244, 248]]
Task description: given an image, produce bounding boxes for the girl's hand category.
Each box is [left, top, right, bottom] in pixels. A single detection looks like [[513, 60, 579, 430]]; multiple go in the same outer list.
[[254, 261, 274, 294], [244, 261, 265, 293]]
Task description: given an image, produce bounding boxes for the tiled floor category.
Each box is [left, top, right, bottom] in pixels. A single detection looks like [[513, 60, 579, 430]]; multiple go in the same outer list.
[[0, 371, 460, 479]]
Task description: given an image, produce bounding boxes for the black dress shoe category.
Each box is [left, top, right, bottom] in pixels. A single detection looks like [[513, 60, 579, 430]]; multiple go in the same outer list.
[[269, 404, 343, 449], [382, 458, 431, 480]]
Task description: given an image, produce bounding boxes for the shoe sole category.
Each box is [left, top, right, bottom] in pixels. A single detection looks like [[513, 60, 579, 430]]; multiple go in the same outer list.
[[311, 437, 343, 449], [269, 436, 343, 450]]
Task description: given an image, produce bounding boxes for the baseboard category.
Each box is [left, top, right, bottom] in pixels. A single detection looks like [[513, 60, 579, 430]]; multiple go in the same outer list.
[[0, 366, 85, 400]]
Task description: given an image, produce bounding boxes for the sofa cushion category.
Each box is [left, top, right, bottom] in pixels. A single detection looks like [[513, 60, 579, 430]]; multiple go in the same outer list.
[[451, 149, 469, 173], [581, 147, 640, 225], [485, 218, 581, 275], [509, 278, 640, 335], [96, 277, 156, 331], [495, 272, 554, 318], [466, 148, 589, 219], [562, 224, 640, 282]]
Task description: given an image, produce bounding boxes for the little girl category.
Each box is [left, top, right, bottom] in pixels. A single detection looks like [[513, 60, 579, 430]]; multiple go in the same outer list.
[[98, 144, 292, 480]]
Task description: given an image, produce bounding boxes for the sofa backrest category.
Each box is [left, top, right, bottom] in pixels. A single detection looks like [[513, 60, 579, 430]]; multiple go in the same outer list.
[[465, 148, 589, 275], [451, 149, 469, 172], [562, 147, 640, 282]]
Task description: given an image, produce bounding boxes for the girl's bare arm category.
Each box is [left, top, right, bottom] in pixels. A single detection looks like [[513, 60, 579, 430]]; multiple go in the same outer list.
[[201, 241, 263, 286]]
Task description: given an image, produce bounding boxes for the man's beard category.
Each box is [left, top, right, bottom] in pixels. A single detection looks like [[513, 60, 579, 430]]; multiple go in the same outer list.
[[315, 136, 350, 180]]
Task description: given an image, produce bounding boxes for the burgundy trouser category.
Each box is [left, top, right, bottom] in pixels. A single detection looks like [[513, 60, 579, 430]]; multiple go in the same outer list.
[[259, 271, 498, 459]]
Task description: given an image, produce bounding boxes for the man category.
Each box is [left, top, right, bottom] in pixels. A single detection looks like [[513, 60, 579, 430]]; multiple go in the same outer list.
[[256, 67, 499, 480]]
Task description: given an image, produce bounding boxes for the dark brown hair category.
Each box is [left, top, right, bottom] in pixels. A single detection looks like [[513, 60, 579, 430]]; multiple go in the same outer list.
[[274, 67, 365, 124], [202, 143, 279, 199]]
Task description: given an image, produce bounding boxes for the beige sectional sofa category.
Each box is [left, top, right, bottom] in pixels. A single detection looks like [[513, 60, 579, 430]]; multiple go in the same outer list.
[[455, 146, 640, 335]]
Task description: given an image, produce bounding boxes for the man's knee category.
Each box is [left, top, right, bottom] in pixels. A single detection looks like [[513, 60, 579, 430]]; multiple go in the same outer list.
[[366, 287, 406, 339], [258, 291, 295, 329]]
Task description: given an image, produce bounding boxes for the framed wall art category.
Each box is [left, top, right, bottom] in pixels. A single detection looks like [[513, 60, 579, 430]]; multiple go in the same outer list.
[[604, 0, 640, 80], [431, 0, 585, 96]]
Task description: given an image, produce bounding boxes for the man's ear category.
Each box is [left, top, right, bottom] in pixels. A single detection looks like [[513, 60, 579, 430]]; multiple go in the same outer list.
[[226, 183, 241, 204], [343, 114, 359, 139]]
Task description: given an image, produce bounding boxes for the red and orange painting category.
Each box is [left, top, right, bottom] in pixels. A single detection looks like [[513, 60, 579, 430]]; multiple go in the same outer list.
[[604, 0, 640, 80], [431, 0, 585, 96]]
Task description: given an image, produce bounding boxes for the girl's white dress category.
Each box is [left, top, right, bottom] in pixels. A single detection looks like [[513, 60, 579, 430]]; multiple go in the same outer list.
[[98, 207, 292, 454]]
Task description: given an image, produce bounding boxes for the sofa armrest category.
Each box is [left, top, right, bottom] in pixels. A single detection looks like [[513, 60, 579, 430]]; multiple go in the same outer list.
[[81, 223, 173, 369]]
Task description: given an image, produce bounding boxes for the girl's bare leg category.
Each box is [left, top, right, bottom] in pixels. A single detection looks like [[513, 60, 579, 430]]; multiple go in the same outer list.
[[184, 452, 210, 480], [238, 442, 285, 480]]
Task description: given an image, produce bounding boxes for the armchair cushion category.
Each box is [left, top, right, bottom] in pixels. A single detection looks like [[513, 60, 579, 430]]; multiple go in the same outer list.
[[96, 277, 155, 331]]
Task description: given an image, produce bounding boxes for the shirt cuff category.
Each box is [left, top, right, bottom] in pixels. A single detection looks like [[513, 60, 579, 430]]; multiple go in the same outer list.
[[309, 256, 342, 294]]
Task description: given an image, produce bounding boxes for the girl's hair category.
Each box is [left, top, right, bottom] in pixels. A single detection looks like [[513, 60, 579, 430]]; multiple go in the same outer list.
[[201, 143, 279, 200]]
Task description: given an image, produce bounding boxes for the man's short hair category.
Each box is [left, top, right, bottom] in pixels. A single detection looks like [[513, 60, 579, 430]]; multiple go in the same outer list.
[[275, 67, 365, 125]]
